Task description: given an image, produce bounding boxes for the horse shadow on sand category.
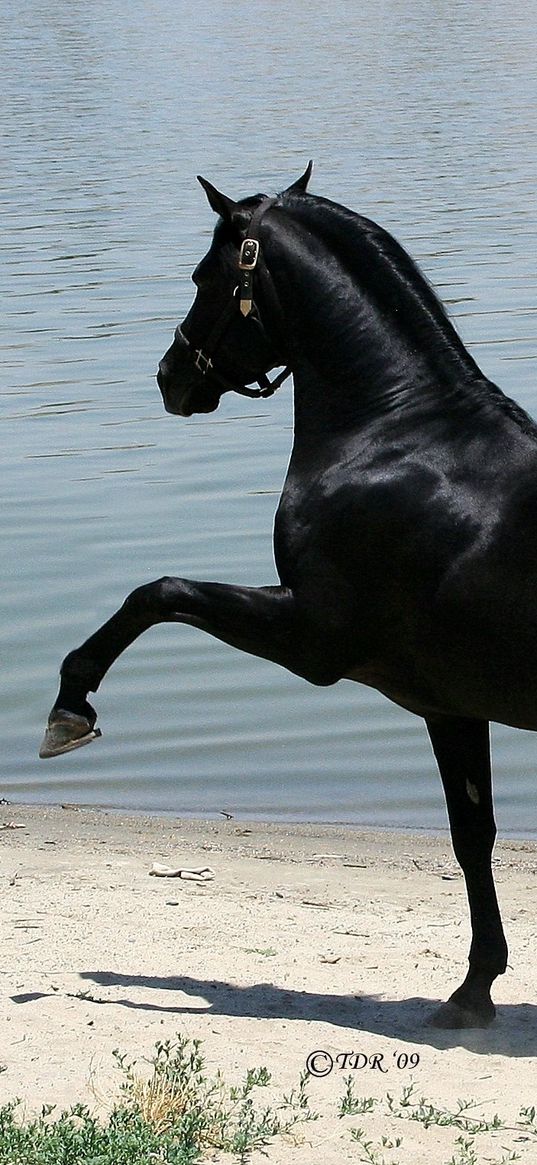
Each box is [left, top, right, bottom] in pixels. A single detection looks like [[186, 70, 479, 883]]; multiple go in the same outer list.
[[67, 970, 537, 1058]]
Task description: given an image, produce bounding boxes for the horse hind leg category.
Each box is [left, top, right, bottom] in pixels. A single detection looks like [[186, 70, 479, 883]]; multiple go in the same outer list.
[[425, 715, 508, 1028]]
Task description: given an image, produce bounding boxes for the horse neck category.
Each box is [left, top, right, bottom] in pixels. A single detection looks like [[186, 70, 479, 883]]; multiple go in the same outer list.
[[262, 202, 487, 441]]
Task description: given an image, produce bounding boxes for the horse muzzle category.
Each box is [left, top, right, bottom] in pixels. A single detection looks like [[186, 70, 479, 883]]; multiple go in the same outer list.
[[156, 365, 189, 416], [157, 327, 222, 417], [156, 363, 221, 417]]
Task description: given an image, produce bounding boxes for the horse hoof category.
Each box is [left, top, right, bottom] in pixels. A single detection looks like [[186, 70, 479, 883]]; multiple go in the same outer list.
[[427, 999, 495, 1029], [39, 711, 102, 759]]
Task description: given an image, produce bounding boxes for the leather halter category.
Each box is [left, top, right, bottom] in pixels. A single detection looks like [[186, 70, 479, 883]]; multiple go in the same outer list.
[[180, 196, 291, 401]]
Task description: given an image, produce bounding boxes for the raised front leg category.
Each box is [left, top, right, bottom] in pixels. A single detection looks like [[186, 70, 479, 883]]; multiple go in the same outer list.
[[425, 715, 508, 1028], [40, 577, 345, 757]]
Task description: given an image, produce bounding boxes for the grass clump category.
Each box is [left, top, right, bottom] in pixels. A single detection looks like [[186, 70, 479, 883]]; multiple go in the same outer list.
[[0, 1035, 317, 1164]]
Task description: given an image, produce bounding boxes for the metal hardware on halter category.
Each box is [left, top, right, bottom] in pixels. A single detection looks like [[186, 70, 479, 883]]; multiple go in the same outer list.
[[194, 348, 213, 374], [238, 238, 260, 316]]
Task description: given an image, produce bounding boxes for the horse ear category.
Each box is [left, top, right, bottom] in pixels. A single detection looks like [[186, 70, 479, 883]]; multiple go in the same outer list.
[[197, 176, 238, 222], [285, 160, 314, 194]]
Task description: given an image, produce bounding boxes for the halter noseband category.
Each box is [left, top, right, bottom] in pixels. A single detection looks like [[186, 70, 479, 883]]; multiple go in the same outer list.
[[181, 196, 291, 401]]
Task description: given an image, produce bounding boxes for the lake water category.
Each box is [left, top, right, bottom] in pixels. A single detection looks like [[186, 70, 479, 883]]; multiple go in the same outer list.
[[2, 0, 537, 834]]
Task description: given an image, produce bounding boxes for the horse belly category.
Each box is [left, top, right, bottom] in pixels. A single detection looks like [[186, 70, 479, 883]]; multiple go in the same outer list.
[[342, 601, 537, 726], [428, 543, 537, 727]]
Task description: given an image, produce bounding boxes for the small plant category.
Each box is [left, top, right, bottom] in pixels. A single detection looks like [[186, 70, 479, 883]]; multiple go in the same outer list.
[[349, 1126, 402, 1165], [229, 1066, 272, 1100], [338, 1076, 378, 1117], [519, 1105, 537, 1131], [446, 1137, 479, 1165], [282, 1069, 319, 1118], [385, 1084, 504, 1134], [443, 1136, 519, 1165]]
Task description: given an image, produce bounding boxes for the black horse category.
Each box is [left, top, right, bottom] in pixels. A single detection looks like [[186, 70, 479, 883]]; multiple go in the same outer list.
[[41, 164, 537, 1029]]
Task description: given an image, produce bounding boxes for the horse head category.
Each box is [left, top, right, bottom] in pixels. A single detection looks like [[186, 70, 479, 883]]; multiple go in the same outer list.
[[156, 164, 312, 417]]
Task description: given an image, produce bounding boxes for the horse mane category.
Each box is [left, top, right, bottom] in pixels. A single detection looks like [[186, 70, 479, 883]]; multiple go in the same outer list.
[[278, 191, 477, 378], [264, 188, 535, 432]]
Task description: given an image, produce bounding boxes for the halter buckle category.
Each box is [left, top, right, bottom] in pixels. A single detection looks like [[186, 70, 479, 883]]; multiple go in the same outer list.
[[238, 238, 260, 317], [239, 239, 260, 270]]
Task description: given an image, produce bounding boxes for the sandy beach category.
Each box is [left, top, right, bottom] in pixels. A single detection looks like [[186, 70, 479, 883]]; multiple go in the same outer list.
[[1, 803, 536, 1163]]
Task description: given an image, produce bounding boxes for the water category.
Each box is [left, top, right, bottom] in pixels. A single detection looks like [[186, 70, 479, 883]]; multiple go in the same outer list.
[[2, 0, 537, 833]]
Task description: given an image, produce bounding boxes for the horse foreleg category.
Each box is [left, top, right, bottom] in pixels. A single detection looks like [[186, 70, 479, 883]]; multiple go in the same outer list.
[[425, 715, 508, 1028], [40, 576, 339, 757]]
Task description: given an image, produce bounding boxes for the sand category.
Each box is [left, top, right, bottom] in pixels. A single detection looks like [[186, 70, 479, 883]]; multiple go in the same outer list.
[[1, 803, 536, 1163]]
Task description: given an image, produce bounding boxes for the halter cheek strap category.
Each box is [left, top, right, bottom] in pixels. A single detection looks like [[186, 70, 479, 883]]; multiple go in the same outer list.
[[183, 196, 291, 400]]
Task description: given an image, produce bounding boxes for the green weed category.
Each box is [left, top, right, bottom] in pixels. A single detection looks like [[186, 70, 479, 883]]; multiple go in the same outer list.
[[350, 1126, 403, 1165], [386, 1083, 504, 1133], [0, 1035, 317, 1164], [338, 1075, 379, 1117]]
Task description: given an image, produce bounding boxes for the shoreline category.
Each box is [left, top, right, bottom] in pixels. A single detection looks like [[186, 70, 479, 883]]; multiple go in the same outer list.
[[4, 795, 537, 843], [2, 803, 537, 1163]]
